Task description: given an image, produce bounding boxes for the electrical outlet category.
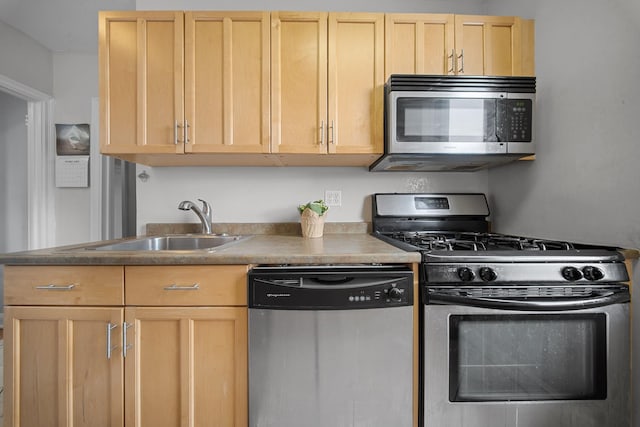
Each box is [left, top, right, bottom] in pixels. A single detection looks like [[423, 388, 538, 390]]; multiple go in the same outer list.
[[325, 190, 342, 207]]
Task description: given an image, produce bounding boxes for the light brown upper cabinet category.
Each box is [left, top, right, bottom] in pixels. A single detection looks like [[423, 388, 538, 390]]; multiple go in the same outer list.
[[385, 14, 455, 76], [99, 11, 270, 161], [385, 14, 535, 78], [184, 12, 270, 154], [271, 12, 384, 164], [99, 11, 184, 156]]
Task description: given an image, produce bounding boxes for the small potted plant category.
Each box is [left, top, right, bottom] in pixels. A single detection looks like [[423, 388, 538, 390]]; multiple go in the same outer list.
[[298, 199, 329, 238]]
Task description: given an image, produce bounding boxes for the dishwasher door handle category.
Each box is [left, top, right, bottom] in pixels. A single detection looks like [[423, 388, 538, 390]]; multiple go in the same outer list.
[[252, 276, 405, 289], [253, 278, 302, 287]]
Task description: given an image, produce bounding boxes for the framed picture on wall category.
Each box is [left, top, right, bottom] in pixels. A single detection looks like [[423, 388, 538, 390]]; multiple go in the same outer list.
[[55, 123, 90, 155]]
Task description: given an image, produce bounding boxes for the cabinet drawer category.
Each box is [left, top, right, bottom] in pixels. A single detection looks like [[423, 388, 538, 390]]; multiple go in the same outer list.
[[125, 265, 248, 306], [4, 266, 124, 305]]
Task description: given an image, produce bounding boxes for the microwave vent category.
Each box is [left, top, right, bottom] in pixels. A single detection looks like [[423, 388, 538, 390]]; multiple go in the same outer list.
[[387, 74, 536, 93]]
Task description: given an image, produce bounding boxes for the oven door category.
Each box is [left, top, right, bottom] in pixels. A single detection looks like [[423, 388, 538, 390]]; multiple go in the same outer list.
[[422, 300, 630, 427]]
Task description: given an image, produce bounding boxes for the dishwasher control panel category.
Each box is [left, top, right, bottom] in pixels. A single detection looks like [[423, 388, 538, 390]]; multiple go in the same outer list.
[[248, 265, 413, 310]]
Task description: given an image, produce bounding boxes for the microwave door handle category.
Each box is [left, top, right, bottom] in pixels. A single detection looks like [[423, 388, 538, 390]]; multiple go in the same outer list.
[[495, 98, 505, 142], [428, 290, 629, 311]]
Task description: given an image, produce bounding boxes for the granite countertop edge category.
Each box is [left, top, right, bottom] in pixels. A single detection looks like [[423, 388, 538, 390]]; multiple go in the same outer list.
[[0, 223, 421, 266]]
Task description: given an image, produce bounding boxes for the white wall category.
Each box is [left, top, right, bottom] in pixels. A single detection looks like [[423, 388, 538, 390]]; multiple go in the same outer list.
[[485, 0, 640, 425], [0, 20, 53, 95], [52, 53, 98, 246], [137, 166, 489, 231], [486, 0, 640, 249]]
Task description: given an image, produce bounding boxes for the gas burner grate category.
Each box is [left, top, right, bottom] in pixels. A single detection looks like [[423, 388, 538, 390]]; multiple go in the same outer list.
[[392, 232, 488, 251], [386, 231, 574, 252]]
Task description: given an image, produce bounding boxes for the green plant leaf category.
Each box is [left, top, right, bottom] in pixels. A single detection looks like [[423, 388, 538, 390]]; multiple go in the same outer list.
[[297, 199, 329, 216]]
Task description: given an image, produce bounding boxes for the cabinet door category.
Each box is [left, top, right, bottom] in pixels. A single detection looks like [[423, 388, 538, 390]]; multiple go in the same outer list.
[[454, 15, 524, 76], [271, 12, 328, 154], [124, 307, 248, 427], [99, 11, 184, 155], [385, 14, 455, 77], [4, 306, 124, 427], [328, 12, 384, 154], [185, 12, 270, 153]]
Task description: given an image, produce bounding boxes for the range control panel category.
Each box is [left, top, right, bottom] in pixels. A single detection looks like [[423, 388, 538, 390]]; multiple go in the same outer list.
[[425, 262, 629, 284], [248, 266, 413, 310]]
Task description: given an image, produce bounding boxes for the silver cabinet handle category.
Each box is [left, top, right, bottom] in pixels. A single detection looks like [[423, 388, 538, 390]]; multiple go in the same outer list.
[[319, 120, 325, 145], [184, 119, 190, 144], [174, 121, 183, 145], [106, 323, 118, 359], [457, 49, 465, 74], [448, 49, 455, 74], [164, 283, 200, 291], [329, 120, 335, 145], [123, 322, 133, 358], [35, 284, 76, 290]]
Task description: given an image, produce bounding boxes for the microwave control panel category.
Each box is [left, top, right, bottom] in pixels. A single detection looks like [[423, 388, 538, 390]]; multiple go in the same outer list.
[[497, 99, 533, 142]]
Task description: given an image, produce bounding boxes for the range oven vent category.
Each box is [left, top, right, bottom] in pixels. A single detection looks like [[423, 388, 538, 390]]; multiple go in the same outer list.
[[432, 286, 598, 299]]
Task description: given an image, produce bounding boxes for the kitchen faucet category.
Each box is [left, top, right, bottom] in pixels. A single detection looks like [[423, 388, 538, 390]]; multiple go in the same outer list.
[[178, 199, 213, 234]]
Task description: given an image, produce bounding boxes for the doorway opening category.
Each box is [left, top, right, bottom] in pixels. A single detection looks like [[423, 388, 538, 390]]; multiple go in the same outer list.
[[0, 74, 55, 250]]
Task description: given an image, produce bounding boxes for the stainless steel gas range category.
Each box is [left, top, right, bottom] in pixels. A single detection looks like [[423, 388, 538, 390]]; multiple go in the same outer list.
[[372, 193, 631, 427]]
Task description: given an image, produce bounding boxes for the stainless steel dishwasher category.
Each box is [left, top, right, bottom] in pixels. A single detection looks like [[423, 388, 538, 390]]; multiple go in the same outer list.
[[248, 265, 414, 427]]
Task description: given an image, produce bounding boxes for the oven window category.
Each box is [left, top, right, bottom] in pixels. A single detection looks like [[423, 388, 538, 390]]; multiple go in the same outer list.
[[396, 98, 497, 142], [449, 314, 607, 402]]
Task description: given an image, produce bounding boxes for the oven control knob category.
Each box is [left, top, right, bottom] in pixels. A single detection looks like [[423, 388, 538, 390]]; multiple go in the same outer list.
[[561, 266, 583, 281], [387, 287, 403, 301], [583, 266, 604, 281], [457, 267, 475, 282], [479, 267, 497, 282]]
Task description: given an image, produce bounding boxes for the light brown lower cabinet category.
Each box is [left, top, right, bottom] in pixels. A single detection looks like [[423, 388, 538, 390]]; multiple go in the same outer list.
[[3, 264, 248, 427], [4, 306, 125, 427], [124, 306, 247, 427]]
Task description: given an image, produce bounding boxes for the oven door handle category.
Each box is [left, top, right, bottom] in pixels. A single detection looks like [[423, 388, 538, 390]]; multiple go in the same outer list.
[[427, 289, 630, 311]]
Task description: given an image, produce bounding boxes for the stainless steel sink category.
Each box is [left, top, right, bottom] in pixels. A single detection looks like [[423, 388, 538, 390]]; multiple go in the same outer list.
[[82, 234, 249, 251]]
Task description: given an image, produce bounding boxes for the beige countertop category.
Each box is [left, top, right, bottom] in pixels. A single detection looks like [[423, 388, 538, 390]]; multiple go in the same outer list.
[[2, 221, 635, 267], [0, 231, 420, 266]]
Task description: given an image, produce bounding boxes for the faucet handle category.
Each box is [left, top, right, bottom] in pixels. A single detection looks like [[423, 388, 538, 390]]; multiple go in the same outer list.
[[197, 198, 212, 222]]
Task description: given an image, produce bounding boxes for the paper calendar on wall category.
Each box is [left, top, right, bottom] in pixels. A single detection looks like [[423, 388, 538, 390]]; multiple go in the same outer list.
[[55, 156, 89, 187]]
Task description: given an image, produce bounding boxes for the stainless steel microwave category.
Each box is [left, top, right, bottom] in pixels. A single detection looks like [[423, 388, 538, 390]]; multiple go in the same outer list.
[[369, 75, 536, 172]]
